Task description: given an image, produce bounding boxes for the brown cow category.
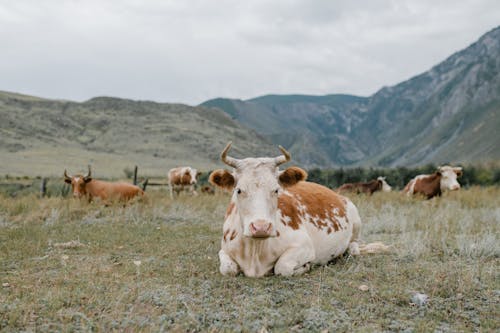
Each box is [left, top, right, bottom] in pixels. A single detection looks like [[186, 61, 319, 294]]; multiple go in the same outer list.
[[167, 166, 200, 198], [403, 166, 463, 199], [338, 177, 392, 195], [64, 166, 144, 203], [200, 185, 215, 194]]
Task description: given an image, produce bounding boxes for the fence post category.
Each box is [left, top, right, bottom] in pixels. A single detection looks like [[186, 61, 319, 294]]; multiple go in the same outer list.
[[40, 178, 48, 198], [142, 178, 149, 191], [133, 165, 138, 185]]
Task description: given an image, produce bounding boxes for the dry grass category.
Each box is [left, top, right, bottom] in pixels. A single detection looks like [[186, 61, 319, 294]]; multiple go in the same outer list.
[[0, 187, 499, 332]]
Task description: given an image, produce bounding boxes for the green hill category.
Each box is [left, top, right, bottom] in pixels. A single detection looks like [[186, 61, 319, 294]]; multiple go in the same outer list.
[[0, 92, 274, 177]]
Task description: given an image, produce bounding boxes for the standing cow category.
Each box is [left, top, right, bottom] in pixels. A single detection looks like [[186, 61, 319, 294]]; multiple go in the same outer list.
[[403, 165, 463, 199], [209, 142, 388, 278], [167, 166, 200, 198], [64, 166, 144, 203], [338, 177, 392, 195]]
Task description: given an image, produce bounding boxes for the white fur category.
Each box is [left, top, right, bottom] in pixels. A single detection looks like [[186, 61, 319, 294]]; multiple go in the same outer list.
[[377, 176, 392, 192], [218, 157, 358, 277], [438, 166, 461, 191]]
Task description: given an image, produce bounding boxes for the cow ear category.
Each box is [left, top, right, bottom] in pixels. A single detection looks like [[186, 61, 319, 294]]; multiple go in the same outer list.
[[454, 168, 463, 177], [209, 169, 235, 190], [279, 166, 307, 187], [64, 179, 72, 184], [84, 177, 92, 183]]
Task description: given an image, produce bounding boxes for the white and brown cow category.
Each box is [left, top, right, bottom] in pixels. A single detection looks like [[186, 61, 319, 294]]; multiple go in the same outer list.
[[64, 166, 144, 203], [209, 142, 388, 278], [167, 166, 200, 198], [338, 177, 392, 195], [403, 165, 463, 199]]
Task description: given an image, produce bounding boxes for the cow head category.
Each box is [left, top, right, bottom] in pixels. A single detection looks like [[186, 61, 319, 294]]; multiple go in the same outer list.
[[64, 165, 92, 198], [437, 166, 462, 191], [209, 142, 307, 239], [377, 176, 392, 192]]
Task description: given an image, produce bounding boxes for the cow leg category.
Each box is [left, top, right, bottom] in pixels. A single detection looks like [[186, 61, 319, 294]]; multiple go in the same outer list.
[[274, 246, 314, 276], [346, 200, 361, 256], [169, 183, 174, 199], [219, 249, 240, 276]]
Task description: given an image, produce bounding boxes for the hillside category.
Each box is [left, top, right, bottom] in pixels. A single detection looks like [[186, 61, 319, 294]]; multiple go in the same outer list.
[[0, 92, 274, 177], [202, 26, 500, 167]]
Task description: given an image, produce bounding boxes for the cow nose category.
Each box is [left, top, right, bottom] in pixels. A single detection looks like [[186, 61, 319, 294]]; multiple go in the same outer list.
[[249, 220, 272, 238], [451, 184, 460, 190]]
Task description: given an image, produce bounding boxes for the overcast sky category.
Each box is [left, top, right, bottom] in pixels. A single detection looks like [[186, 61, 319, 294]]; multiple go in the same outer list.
[[1, 1, 499, 105]]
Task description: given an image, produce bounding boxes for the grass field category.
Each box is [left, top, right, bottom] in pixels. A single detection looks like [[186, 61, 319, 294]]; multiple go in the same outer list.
[[0, 187, 499, 332]]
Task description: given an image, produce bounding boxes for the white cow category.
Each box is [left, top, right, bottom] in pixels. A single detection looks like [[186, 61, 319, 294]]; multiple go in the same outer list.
[[209, 142, 388, 278], [403, 165, 463, 199], [167, 166, 200, 198]]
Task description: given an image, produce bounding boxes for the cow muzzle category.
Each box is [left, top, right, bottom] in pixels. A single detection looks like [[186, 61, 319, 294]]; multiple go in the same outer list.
[[249, 220, 273, 238], [450, 184, 460, 191]]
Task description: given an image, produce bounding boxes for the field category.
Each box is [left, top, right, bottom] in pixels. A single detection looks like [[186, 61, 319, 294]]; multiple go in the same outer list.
[[0, 187, 499, 332]]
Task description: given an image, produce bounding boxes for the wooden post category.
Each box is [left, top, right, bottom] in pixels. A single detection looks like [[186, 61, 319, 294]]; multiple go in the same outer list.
[[40, 178, 48, 198], [142, 178, 149, 191], [133, 165, 138, 185]]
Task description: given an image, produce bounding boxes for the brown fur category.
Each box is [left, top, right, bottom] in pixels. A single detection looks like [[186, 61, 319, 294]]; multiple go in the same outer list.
[[409, 172, 442, 199], [201, 185, 215, 194], [209, 169, 235, 190], [338, 179, 382, 195], [65, 176, 144, 203], [169, 170, 193, 186], [278, 182, 345, 232], [279, 167, 308, 187]]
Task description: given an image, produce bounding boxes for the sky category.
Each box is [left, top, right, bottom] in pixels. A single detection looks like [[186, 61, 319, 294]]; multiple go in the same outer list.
[[1, 0, 499, 105]]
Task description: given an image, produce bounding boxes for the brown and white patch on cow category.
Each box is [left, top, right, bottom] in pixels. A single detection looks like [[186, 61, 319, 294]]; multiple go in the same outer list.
[[277, 183, 347, 235]]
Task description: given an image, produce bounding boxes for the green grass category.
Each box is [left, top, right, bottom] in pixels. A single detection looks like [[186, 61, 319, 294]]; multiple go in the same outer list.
[[0, 188, 499, 332]]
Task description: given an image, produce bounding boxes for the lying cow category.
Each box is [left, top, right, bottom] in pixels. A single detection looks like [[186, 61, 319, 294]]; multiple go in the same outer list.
[[403, 165, 463, 199], [167, 166, 200, 198], [64, 166, 144, 203], [209, 142, 388, 278], [338, 177, 392, 195]]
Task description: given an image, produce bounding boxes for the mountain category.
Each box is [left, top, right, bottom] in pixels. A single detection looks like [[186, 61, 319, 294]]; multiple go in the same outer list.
[[201, 26, 500, 167], [0, 91, 274, 177]]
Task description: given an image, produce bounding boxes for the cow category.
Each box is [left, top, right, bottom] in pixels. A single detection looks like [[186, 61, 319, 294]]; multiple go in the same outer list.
[[337, 177, 392, 195], [209, 142, 389, 278], [200, 185, 215, 195], [167, 166, 200, 198], [403, 165, 463, 199], [64, 166, 144, 203]]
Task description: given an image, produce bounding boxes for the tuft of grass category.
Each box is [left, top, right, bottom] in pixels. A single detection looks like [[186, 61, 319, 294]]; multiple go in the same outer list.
[[0, 188, 499, 331]]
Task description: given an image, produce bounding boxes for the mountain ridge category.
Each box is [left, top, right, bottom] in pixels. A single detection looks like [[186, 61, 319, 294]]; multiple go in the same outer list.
[[201, 26, 500, 167]]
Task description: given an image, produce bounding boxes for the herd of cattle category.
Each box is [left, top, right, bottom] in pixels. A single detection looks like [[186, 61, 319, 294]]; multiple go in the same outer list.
[[62, 143, 464, 277]]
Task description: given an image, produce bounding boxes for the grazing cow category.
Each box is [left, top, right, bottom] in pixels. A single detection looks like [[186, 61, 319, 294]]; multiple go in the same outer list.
[[64, 166, 144, 203], [209, 142, 388, 278], [167, 166, 200, 198], [403, 165, 463, 199], [338, 177, 392, 195]]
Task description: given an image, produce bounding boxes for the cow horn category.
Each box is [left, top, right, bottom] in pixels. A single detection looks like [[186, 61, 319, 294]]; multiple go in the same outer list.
[[64, 169, 72, 180], [275, 145, 291, 166], [221, 141, 240, 168], [84, 165, 92, 180]]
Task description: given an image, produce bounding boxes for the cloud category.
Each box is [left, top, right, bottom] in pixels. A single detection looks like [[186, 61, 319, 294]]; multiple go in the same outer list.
[[0, 0, 498, 104]]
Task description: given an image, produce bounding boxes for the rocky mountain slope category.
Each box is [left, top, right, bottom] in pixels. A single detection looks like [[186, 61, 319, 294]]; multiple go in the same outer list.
[[202, 26, 500, 167]]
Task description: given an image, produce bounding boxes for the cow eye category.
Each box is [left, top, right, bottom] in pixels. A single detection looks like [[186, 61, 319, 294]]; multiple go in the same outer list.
[[236, 188, 242, 195], [273, 189, 279, 194]]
